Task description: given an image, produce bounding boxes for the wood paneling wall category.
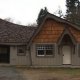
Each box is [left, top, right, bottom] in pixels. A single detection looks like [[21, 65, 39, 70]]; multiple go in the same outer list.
[[69, 27, 80, 43], [33, 19, 64, 43]]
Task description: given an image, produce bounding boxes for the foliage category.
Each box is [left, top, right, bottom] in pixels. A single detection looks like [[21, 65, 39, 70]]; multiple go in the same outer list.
[[65, 0, 80, 25], [27, 23, 37, 27], [37, 7, 48, 25], [54, 6, 64, 18], [4, 17, 13, 22]]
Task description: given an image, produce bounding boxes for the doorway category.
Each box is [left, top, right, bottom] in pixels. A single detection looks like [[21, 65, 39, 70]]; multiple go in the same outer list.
[[0, 45, 10, 63], [62, 46, 71, 64]]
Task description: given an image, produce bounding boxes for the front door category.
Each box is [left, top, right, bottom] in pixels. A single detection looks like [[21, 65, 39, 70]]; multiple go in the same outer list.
[[62, 46, 71, 64]]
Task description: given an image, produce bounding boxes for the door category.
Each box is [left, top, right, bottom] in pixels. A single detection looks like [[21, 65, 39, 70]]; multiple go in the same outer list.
[[62, 46, 71, 64], [0, 46, 10, 63]]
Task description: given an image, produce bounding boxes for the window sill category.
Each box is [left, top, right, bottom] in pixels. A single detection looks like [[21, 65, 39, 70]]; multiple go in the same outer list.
[[37, 55, 54, 58]]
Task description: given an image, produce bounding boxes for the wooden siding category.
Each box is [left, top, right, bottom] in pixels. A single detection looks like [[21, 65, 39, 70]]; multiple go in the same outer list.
[[10, 46, 30, 65], [31, 43, 62, 66], [69, 27, 80, 43], [33, 19, 64, 43]]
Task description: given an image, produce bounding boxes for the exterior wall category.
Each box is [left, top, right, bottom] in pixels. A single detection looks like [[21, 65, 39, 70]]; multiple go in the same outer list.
[[31, 19, 80, 66], [30, 43, 62, 66], [30, 43, 80, 66], [33, 19, 64, 43], [71, 44, 80, 66], [10, 46, 30, 66]]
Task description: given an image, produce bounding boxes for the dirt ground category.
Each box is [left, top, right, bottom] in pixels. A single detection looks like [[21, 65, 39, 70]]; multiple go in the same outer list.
[[0, 66, 24, 80], [0, 67, 80, 80], [18, 67, 80, 80]]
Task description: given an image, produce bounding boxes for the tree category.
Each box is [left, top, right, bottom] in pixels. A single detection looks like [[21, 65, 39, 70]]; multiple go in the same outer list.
[[57, 9, 63, 18], [4, 17, 22, 25], [37, 7, 48, 25], [75, 1, 80, 25], [65, 0, 79, 24], [4, 17, 13, 22], [27, 23, 37, 27], [54, 6, 64, 18]]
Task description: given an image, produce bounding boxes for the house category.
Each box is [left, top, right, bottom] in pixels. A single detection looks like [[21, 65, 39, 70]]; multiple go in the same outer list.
[[0, 12, 80, 67]]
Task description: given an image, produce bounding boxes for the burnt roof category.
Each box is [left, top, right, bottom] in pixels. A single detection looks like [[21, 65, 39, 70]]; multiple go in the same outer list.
[[0, 19, 36, 45]]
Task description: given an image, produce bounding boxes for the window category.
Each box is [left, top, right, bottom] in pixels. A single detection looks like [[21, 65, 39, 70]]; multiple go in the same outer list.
[[78, 44, 80, 57], [36, 44, 55, 56], [17, 46, 26, 56]]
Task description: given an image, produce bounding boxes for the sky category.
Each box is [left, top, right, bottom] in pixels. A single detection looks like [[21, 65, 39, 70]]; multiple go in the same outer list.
[[0, 0, 66, 25]]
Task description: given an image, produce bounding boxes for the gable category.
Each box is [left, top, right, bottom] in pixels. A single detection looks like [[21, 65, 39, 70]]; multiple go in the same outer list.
[[58, 28, 76, 45], [27, 12, 80, 48], [33, 19, 64, 43], [69, 27, 80, 43]]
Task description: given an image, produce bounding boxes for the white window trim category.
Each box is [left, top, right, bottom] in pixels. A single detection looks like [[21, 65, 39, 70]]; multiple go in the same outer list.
[[36, 44, 54, 57]]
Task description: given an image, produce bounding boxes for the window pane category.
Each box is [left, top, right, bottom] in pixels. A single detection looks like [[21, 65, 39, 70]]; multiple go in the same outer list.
[[37, 45, 45, 50], [17, 46, 26, 56], [78, 44, 80, 57], [36, 44, 55, 57], [46, 50, 53, 55], [18, 49, 24, 53], [45, 45, 53, 50], [37, 50, 44, 56]]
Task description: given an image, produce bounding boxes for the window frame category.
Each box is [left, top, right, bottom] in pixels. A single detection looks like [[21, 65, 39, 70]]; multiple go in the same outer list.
[[17, 46, 26, 56], [78, 44, 80, 57], [36, 44, 55, 57]]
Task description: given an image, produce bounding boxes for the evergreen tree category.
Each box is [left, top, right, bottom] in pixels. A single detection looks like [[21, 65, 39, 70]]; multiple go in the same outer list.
[[37, 7, 48, 25], [76, 1, 80, 25], [65, 0, 79, 23]]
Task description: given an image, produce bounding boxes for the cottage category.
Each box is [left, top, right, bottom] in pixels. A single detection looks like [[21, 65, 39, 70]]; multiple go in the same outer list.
[[0, 12, 80, 67]]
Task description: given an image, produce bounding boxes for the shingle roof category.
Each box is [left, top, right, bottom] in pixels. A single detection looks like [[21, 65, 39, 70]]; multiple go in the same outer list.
[[0, 19, 36, 45], [0, 12, 79, 46]]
